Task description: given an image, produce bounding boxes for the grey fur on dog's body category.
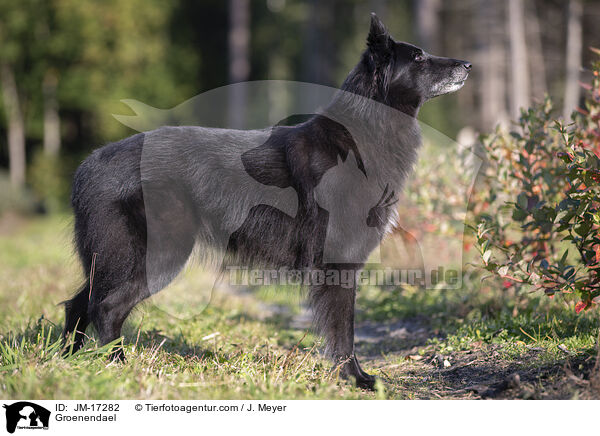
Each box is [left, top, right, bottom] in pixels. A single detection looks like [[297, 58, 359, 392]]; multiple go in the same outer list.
[[63, 14, 470, 389]]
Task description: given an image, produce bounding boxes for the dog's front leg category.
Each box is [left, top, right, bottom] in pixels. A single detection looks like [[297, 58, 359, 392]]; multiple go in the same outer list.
[[309, 267, 376, 390]]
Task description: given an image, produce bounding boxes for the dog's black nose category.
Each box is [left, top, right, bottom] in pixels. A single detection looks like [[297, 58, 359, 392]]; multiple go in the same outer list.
[[462, 62, 472, 71]]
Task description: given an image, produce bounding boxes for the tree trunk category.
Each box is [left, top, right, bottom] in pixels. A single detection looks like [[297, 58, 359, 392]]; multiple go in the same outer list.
[[413, 0, 440, 53], [478, 0, 508, 130], [302, 0, 335, 86], [507, 0, 530, 119], [1, 63, 26, 188], [43, 70, 61, 156], [563, 0, 583, 120], [526, 0, 547, 101], [228, 0, 250, 129]]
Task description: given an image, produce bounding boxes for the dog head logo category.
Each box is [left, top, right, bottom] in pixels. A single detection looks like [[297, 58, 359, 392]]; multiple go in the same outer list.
[[3, 402, 50, 433]]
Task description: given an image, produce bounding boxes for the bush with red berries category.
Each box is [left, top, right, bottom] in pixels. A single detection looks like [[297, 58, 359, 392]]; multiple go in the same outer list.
[[472, 50, 600, 312]]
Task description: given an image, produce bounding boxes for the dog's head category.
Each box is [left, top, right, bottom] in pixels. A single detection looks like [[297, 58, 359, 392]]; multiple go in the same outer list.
[[365, 13, 471, 109]]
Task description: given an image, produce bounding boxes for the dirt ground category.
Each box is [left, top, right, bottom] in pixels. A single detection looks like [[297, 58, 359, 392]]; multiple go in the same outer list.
[[355, 317, 600, 399]]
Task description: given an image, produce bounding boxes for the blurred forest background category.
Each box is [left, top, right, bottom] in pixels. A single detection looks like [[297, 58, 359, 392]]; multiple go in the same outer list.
[[0, 0, 599, 213]]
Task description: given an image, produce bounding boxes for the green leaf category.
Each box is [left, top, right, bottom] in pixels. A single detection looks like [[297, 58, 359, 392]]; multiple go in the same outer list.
[[512, 208, 528, 221], [482, 250, 492, 264], [560, 250, 569, 266], [563, 267, 575, 280], [517, 192, 528, 210], [575, 221, 592, 237], [554, 210, 572, 223]]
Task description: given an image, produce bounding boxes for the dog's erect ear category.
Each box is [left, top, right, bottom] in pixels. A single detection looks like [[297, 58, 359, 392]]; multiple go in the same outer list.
[[367, 13, 391, 53]]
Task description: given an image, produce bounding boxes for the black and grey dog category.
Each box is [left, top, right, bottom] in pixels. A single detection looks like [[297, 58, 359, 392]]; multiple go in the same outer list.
[[63, 14, 470, 389]]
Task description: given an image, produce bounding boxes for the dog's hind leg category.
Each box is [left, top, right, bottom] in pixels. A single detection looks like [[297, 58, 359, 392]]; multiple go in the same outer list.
[[62, 283, 91, 354], [88, 277, 150, 361], [309, 265, 375, 390], [86, 195, 196, 361]]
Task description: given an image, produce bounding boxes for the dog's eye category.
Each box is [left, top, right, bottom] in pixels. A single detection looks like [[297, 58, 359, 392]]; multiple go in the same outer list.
[[414, 53, 425, 62]]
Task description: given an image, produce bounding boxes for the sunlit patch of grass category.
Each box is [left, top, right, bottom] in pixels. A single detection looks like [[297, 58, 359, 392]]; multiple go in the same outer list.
[[0, 314, 369, 399]]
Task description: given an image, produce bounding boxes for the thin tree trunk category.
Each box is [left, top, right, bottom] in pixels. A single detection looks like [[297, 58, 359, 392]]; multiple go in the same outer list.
[[43, 70, 61, 156], [507, 0, 530, 118], [563, 0, 583, 120], [413, 0, 440, 53], [1, 63, 26, 187], [302, 0, 335, 86], [228, 0, 250, 129], [479, 0, 508, 130], [526, 0, 547, 101]]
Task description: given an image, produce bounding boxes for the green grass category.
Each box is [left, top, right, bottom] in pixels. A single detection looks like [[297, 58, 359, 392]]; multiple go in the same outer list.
[[1, 214, 599, 399]]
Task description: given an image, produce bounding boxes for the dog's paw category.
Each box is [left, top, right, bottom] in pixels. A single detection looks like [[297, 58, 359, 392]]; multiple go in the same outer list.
[[353, 372, 377, 391], [338, 355, 378, 391]]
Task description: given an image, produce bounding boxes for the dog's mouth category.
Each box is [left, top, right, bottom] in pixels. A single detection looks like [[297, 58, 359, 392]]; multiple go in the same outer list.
[[450, 74, 469, 89], [452, 79, 466, 89], [444, 78, 467, 91], [430, 73, 469, 98], [454, 73, 470, 86]]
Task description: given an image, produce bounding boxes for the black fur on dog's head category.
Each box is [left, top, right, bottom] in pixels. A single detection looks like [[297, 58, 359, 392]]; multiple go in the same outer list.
[[341, 13, 471, 116]]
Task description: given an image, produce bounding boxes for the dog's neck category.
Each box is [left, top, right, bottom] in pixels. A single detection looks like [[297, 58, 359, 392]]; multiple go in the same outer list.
[[318, 89, 422, 192], [336, 56, 423, 118], [385, 93, 423, 118], [297, 52, 424, 191]]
